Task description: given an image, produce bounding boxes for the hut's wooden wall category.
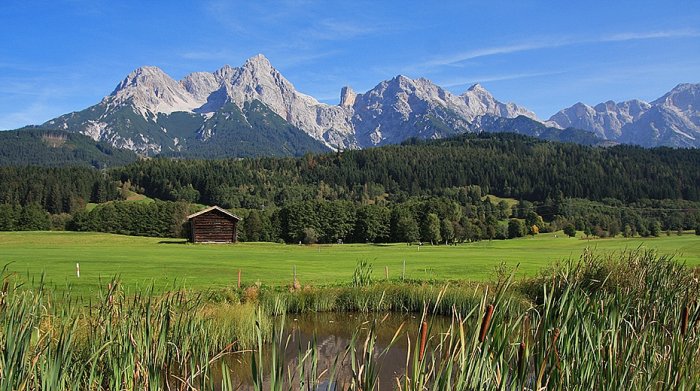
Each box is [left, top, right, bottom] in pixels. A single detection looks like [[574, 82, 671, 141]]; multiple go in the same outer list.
[[190, 209, 238, 243]]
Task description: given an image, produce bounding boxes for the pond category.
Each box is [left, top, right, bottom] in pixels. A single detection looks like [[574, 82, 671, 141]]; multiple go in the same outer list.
[[214, 312, 453, 390]]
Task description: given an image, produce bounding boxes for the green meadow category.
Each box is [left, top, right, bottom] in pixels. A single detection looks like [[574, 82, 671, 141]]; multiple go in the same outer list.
[[0, 231, 697, 296]]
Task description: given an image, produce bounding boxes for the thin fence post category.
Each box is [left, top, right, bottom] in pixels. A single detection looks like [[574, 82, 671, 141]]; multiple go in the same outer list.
[[402, 260, 406, 281], [293, 265, 297, 284], [76, 262, 80, 278], [237, 269, 241, 289]]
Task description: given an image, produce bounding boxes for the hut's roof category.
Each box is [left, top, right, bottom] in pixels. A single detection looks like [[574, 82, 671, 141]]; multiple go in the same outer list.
[[186, 206, 241, 221]]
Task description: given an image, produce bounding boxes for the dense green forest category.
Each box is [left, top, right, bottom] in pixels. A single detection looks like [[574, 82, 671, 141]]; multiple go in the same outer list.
[[115, 133, 700, 206], [0, 128, 137, 168], [1, 133, 699, 241], [0, 166, 122, 213]]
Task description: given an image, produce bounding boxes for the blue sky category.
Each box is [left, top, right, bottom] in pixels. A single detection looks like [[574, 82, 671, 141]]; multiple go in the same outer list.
[[1, 0, 699, 129]]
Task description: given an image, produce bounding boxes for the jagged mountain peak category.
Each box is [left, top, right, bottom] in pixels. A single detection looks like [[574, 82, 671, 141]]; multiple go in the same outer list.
[[462, 83, 496, 102], [212, 64, 238, 81], [350, 74, 538, 146], [391, 74, 412, 82], [377, 75, 416, 92], [372, 75, 448, 97], [230, 54, 296, 95], [126, 65, 168, 77], [652, 82, 699, 108], [466, 83, 487, 93], [241, 53, 276, 74], [593, 100, 616, 111], [572, 101, 593, 110], [246, 53, 272, 64], [460, 83, 537, 120], [107, 65, 202, 118], [111, 65, 173, 95], [670, 82, 699, 92], [549, 83, 699, 145]]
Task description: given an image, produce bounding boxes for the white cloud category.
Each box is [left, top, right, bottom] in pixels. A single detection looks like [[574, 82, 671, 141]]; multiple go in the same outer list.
[[602, 29, 700, 42], [303, 19, 383, 41], [417, 29, 700, 71], [439, 71, 567, 88]]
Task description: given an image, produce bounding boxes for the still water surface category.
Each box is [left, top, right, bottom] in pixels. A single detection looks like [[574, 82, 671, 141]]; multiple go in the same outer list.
[[214, 312, 452, 390]]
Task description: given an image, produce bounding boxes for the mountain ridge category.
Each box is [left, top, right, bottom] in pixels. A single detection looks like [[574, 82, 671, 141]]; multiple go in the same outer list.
[[547, 83, 700, 147], [27, 54, 699, 155]]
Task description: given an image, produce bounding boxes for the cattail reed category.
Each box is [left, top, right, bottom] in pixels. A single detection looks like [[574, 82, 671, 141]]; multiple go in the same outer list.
[[107, 282, 114, 306], [552, 327, 560, 344], [681, 305, 689, 336], [552, 327, 561, 365], [0, 279, 8, 307], [517, 341, 526, 374], [522, 314, 530, 340], [479, 304, 494, 343], [419, 321, 428, 361]]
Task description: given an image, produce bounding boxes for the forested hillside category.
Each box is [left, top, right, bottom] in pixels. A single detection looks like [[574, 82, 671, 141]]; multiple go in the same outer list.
[[114, 133, 700, 206], [0, 128, 138, 168], [0, 166, 122, 214], [1, 133, 698, 241]]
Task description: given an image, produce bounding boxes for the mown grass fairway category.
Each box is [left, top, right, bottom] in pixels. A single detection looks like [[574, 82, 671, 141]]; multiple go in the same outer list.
[[0, 231, 698, 296]]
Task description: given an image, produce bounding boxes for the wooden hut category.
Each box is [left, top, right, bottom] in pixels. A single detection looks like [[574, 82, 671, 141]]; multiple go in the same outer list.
[[187, 206, 241, 243]]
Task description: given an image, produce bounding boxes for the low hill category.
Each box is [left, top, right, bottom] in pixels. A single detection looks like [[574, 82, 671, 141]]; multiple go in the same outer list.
[[0, 128, 138, 168]]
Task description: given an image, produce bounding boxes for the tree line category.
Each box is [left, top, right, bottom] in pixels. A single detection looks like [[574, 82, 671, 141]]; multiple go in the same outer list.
[[3, 194, 698, 241], [113, 133, 700, 211], [1, 133, 699, 240]]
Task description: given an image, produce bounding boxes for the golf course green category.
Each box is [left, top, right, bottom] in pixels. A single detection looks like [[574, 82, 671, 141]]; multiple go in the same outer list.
[[1, 231, 698, 296]]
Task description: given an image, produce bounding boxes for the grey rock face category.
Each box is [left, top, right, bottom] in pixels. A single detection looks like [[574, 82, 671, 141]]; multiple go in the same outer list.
[[43, 55, 537, 153], [42, 54, 697, 154], [548, 84, 699, 147], [339, 86, 357, 108], [349, 76, 536, 146]]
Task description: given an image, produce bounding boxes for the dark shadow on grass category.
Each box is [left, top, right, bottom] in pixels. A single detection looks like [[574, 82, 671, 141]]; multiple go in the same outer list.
[[158, 240, 189, 245]]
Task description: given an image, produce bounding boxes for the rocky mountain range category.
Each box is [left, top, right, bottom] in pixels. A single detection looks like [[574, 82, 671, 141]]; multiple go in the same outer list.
[[35, 54, 698, 156], [547, 83, 700, 148]]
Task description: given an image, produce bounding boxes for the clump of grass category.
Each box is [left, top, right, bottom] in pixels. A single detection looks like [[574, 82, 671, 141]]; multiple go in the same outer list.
[[256, 281, 504, 316], [352, 259, 373, 287], [200, 302, 272, 350]]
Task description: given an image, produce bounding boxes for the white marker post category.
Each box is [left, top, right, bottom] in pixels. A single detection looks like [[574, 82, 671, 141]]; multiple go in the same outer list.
[[76, 263, 80, 278]]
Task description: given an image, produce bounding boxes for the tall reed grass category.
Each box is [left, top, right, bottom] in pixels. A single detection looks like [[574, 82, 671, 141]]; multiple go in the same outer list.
[[0, 249, 698, 389], [0, 274, 271, 390], [230, 249, 700, 390]]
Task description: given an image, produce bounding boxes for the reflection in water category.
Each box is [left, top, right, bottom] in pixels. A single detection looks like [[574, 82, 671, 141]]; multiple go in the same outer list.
[[214, 312, 452, 390]]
